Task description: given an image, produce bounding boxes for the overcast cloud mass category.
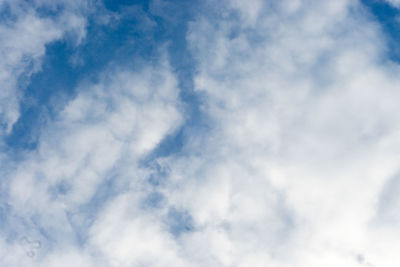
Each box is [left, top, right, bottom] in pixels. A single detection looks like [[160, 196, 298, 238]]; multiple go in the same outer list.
[[1, 0, 400, 266]]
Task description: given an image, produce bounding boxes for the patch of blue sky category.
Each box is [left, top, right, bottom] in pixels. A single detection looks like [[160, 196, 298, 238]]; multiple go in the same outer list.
[[6, 0, 206, 160], [103, 0, 150, 12], [0, 203, 10, 229], [5, 42, 80, 151], [166, 207, 194, 237], [4, 3, 148, 151], [362, 0, 400, 62], [2, 0, 209, 243], [0, 3, 15, 24], [141, 191, 165, 209]]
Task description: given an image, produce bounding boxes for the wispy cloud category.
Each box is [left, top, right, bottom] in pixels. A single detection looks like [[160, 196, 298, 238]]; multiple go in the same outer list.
[[0, 58, 183, 266], [2, 0, 400, 266], [162, 0, 400, 266], [0, 0, 89, 135]]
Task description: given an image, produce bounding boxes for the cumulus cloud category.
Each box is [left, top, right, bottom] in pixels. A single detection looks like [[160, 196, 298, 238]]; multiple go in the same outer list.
[[0, 59, 183, 266], [156, 0, 400, 266], [3, 0, 400, 267]]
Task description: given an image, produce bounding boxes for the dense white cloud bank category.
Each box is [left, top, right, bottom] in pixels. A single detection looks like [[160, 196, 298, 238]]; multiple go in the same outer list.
[[2, 0, 400, 266], [168, 0, 400, 266]]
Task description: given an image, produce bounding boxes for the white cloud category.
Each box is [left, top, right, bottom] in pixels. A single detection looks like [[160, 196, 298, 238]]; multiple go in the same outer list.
[[153, 0, 400, 266], [0, 0, 89, 135], [3, 0, 400, 266], [0, 59, 183, 266], [89, 193, 189, 267]]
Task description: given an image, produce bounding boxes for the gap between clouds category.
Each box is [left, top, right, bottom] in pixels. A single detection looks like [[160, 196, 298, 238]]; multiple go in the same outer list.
[[0, 0, 91, 136]]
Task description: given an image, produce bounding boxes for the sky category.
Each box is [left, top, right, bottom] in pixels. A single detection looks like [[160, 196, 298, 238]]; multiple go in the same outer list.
[[2, 0, 400, 266]]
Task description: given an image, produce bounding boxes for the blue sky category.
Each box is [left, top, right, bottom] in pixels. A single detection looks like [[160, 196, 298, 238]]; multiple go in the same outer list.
[[6, 0, 199, 150], [2, 0, 400, 266]]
